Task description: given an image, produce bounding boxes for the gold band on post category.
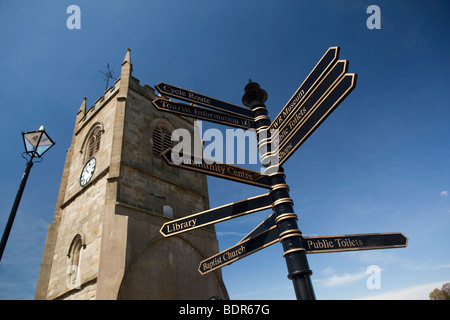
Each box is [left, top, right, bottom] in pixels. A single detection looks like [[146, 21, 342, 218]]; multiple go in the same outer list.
[[279, 230, 302, 242], [251, 106, 267, 113], [283, 248, 306, 257], [256, 126, 269, 134], [272, 197, 294, 208], [258, 137, 271, 147], [275, 213, 298, 224], [254, 115, 271, 122], [270, 184, 289, 192]]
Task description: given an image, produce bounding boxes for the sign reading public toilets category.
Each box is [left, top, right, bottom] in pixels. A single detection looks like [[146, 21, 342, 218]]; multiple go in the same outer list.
[[302, 232, 408, 253]]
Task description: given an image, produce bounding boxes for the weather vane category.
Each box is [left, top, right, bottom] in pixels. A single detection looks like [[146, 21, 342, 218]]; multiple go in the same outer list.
[[99, 63, 115, 91]]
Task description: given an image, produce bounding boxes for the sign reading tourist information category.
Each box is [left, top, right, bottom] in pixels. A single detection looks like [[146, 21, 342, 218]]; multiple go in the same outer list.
[[161, 148, 271, 189], [160, 193, 273, 237], [152, 98, 255, 130], [302, 233, 408, 253], [155, 82, 253, 118]]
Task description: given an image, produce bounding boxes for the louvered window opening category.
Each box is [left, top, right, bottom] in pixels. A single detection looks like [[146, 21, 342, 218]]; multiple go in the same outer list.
[[88, 127, 102, 159], [153, 127, 172, 157]]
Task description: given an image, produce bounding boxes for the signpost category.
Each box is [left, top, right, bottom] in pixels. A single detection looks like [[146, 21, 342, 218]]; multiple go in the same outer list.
[[152, 46, 408, 300]]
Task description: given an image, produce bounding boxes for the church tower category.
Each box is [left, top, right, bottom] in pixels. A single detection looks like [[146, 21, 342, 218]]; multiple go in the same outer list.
[[35, 49, 228, 300]]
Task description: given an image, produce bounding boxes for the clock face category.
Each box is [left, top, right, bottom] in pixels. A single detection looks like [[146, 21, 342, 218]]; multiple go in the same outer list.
[[80, 157, 96, 187]]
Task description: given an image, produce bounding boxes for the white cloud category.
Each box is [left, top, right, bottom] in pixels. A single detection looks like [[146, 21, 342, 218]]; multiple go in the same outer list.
[[322, 267, 338, 275], [440, 190, 448, 198], [216, 231, 247, 237], [316, 270, 368, 288], [358, 280, 450, 300]]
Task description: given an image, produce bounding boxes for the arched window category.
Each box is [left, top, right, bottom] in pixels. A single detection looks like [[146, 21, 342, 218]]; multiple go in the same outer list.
[[153, 126, 172, 157], [87, 126, 102, 159], [67, 234, 85, 287], [80, 124, 104, 163]]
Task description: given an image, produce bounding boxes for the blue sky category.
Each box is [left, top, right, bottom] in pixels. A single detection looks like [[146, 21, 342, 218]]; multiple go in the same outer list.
[[0, 0, 449, 300]]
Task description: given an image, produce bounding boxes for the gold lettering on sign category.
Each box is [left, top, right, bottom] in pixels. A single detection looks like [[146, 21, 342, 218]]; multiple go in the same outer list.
[[279, 143, 293, 161], [163, 84, 187, 98], [201, 244, 246, 272], [336, 238, 364, 248], [187, 160, 260, 182], [305, 238, 365, 250], [188, 91, 211, 104], [288, 106, 308, 130], [226, 167, 257, 181], [272, 89, 305, 129], [166, 218, 197, 233]]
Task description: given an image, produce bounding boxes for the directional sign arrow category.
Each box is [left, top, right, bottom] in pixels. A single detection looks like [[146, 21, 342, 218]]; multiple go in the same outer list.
[[155, 82, 253, 119], [160, 193, 273, 237], [198, 224, 280, 275], [162, 148, 271, 189], [273, 59, 348, 148], [302, 232, 408, 254], [277, 73, 357, 165], [152, 98, 255, 129], [270, 46, 340, 131]]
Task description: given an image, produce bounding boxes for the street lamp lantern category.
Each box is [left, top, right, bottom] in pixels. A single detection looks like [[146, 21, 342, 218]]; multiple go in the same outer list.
[[0, 126, 55, 263], [22, 126, 55, 159]]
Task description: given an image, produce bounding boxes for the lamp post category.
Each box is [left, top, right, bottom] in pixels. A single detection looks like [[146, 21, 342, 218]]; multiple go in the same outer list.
[[0, 126, 55, 263]]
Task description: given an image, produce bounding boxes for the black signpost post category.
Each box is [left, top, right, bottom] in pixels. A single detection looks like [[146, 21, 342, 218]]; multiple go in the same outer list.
[[153, 46, 408, 300], [242, 81, 316, 300]]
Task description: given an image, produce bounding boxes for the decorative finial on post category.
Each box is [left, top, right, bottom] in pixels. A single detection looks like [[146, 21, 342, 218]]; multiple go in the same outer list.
[[242, 80, 268, 107]]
